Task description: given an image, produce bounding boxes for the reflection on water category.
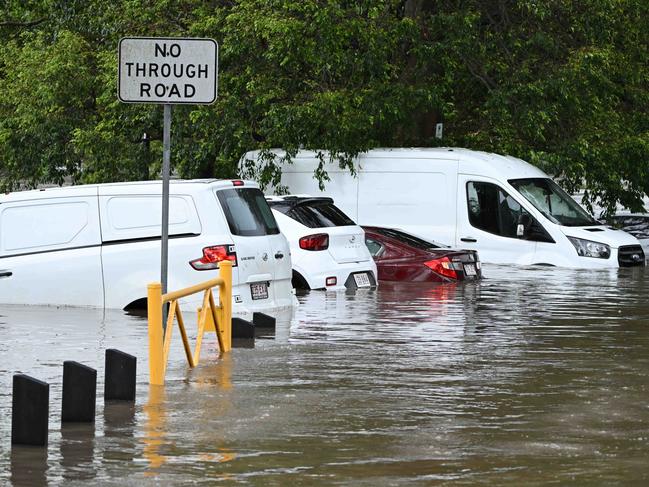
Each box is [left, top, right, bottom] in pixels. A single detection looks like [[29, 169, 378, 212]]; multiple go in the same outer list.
[[10, 447, 48, 487], [143, 386, 167, 475], [1, 264, 649, 484], [60, 424, 96, 482]]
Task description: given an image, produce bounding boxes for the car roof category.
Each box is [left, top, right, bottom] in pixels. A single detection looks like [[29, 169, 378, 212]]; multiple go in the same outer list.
[[0, 179, 259, 203], [246, 147, 548, 181]]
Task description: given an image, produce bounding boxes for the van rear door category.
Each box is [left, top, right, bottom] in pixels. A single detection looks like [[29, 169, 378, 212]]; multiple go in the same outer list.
[[215, 186, 291, 305]]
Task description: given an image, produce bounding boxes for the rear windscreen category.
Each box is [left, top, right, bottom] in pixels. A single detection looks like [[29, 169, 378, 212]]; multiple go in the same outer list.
[[276, 202, 355, 228], [217, 188, 280, 236], [372, 227, 440, 250]]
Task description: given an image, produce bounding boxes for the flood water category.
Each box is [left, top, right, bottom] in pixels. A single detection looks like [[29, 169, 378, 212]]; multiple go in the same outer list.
[[1, 264, 649, 485]]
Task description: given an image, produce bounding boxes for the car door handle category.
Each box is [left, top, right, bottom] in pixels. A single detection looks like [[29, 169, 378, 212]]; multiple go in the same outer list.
[[0, 270, 12, 278], [274, 252, 284, 259], [460, 237, 477, 243]]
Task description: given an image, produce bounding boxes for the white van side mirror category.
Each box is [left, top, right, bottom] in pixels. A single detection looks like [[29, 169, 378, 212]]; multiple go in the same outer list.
[[517, 214, 532, 238]]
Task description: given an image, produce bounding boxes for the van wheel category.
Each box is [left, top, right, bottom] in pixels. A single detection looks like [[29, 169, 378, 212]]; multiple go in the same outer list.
[[291, 271, 310, 290], [124, 297, 147, 312]]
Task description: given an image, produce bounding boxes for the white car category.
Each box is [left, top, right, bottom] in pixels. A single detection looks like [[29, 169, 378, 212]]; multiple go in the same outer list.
[[0, 179, 294, 319], [267, 196, 377, 290], [608, 214, 649, 262]]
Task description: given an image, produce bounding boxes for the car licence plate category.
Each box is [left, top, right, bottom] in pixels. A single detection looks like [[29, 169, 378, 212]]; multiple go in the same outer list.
[[353, 272, 371, 288], [464, 263, 477, 277], [250, 282, 268, 300]]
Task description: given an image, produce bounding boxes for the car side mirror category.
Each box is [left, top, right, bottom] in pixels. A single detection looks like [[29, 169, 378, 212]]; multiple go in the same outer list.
[[517, 214, 532, 237]]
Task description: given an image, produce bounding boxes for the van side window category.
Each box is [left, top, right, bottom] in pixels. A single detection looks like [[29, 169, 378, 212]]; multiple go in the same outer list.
[[100, 195, 201, 242], [217, 188, 280, 236], [0, 201, 93, 253], [467, 182, 552, 241]]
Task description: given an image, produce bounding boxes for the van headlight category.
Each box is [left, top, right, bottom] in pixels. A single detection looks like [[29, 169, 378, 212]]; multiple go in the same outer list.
[[567, 237, 610, 259]]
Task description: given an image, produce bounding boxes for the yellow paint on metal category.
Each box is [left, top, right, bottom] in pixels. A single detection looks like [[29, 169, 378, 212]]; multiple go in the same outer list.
[[147, 260, 234, 385], [147, 283, 165, 386], [143, 385, 167, 475], [218, 261, 233, 352]]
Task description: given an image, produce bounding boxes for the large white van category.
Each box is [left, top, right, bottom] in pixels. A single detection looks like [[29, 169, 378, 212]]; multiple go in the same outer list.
[[0, 179, 295, 317], [241, 148, 645, 268]]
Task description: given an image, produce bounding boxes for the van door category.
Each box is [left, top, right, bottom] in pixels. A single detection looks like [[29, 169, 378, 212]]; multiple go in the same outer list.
[[215, 187, 291, 307], [98, 189, 203, 309], [0, 195, 104, 306], [456, 176, 538, 264]]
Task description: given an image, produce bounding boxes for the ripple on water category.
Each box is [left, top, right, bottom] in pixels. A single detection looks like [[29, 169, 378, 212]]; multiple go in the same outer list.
[[1, 264, 649, 485]]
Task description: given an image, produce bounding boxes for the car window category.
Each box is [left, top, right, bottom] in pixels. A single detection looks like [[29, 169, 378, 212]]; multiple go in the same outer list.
[[370, 228, 440, 250], [286, 202, 355, 228], [217, 188, 280, 236], [467, 182, 521, 237], [467, 181, 554, 242], [364, 237, 384, 257]]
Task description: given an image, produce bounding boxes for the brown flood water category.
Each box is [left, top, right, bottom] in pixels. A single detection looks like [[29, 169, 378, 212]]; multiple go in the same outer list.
[[1, 264, 649, 485]]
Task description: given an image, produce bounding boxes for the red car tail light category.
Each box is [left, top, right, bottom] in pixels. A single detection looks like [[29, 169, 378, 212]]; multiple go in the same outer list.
[[189, 245, 237, 270], [232, 180, 245, 186], [299, 233, 329, 251], [424, 256, 458, 280]]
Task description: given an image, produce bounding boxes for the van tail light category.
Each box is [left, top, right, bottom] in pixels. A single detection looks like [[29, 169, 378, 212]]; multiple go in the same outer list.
[[299, 233, 329, 251], [189, 245, 237, 270], [424, 256, 458, 280]]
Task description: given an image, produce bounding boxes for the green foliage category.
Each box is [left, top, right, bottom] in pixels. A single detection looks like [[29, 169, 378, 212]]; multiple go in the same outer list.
[[0, 0, 647, 213]]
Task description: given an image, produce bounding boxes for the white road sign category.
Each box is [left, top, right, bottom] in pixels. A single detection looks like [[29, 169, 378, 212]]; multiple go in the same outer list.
[[118, 37, 218, 104]]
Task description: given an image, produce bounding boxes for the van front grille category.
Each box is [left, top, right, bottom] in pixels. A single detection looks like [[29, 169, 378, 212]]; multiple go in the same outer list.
[[618, 245, 645, 267]]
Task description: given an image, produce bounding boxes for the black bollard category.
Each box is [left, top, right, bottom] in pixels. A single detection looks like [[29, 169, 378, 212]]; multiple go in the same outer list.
[[11, 375, 49, 447], [62, 361, 97, 423], [104, 349, 136, 401], [253, 312, 276, 329], [232, 317, 255, 339]]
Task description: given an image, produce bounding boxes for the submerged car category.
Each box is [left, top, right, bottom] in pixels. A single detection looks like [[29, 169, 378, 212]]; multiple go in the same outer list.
[[267, 196, 377, 290], [608, 214, 649, 262], [0, 179, 295, 319], [363, 226, 481, 282]]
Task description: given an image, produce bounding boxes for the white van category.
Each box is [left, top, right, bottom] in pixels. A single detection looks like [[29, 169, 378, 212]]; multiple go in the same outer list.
[[241, 148, 645, 268], [0, 179, 295, 316]]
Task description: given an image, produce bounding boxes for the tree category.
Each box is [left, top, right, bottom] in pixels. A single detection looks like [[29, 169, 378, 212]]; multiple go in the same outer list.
[[0, 0, 647, 214]]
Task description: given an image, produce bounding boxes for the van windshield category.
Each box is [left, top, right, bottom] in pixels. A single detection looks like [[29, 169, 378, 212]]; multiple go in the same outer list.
[[508, 178, 597, 227], [217, 188, 280, 236]]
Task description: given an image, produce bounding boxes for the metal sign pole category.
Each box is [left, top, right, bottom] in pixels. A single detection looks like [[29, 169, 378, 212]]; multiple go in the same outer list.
[[161, 104, 172, 302], [118, 37, 218, 328]]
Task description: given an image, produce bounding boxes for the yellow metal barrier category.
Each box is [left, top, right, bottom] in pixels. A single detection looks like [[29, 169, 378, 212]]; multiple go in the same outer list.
[[147, 260, 232, 385]]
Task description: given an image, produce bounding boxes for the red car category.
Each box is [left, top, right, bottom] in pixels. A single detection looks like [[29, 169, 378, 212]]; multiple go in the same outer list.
[[363, 226, 482, 282]]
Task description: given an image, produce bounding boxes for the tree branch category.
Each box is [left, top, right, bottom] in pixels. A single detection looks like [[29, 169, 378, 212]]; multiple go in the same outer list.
[[0, 18, 48, 29]]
